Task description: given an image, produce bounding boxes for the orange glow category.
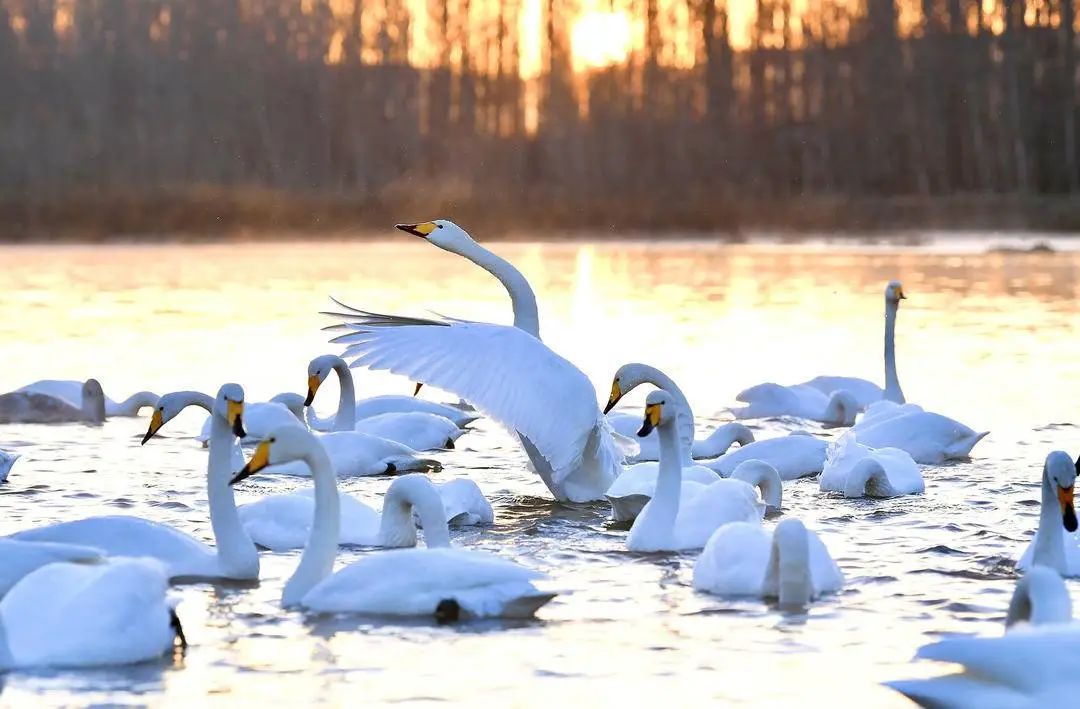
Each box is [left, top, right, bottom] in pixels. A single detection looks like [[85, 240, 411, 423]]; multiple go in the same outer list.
[[571, 11, 633, 72]]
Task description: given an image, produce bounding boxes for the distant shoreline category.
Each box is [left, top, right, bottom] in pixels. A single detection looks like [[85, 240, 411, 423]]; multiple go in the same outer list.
[[2, 189, 1080, 242]]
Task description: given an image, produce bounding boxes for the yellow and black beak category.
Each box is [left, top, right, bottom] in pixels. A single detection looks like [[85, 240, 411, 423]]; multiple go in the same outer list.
[[141, 409, 165, 445], [638, 402, 663, 437], [305, 374, 322, 407], [395, 222, 437, 238], [603, 380, 623, 414], [897, 287, 907, 300], [230, 439, 271, 486], [227, 399, 246, 439], [1060, 486, 1077, 532], [413, 382, 424, 397]]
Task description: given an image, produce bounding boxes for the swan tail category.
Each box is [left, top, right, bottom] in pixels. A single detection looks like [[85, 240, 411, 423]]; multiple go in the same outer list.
[[498, 592, 558, 619], [605, 493, 650, 523], [946, 430, 989, 459], [384, 455, 442, 474]]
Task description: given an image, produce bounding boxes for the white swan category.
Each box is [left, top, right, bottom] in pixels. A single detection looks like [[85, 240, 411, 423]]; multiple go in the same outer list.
[[1017, 451, 1080, 576], [885, 567, 1077, 707], [10, 384, 260, 581], [704, 433, 827, 481], [305, 354, 478, 430], [692, 518, 843, 606], [353, 413, 463, 451], [231, 427, 555, 619], [819, 434, 924, 498], [627, 390, 764, 552], [238, 478, 494, 552], [197, 392, 306, 446], [0, 557, 185, 669], [0, 539, 103, 597], [843, 403, 988, 464], [16, 379, 157, 417], [603, 363, 754, 462], [0, 449, 18, 483], [324, 220, 624, 503], [0, 378, 106, 424]]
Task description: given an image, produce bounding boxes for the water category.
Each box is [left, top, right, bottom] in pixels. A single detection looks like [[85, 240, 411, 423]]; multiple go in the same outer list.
[[1, 237, 1079, 706]]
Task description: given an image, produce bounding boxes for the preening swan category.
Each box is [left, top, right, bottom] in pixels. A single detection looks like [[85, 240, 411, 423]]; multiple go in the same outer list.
[[603, 363, 754, 462], [1017, 451, 1080, 577], [729, 460, 784, 512], [16, 379, 158, 417], [0, 449, 18, 482], [819, 435, 924, 498], [704, 433, 827, 481], [692, 518, 843, 606], [11, 384, 260, 582], [0, 378, 106, 424], [627, 390, 764, 552], [232, 427, 554, 619], [323, 220, 624, 503], [843, 403, 988, 464], [0, 557, 185, 669]]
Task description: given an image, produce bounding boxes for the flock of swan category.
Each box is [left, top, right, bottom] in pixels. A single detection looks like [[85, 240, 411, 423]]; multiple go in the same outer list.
[[0, 220, 1071, 706]]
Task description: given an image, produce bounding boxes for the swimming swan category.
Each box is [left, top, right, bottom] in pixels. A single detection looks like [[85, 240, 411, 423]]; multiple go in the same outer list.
[[231, 427, 555, 619], [843, 403, 988, 464], [819, 435, 924, 498], [0, 378, 106, 424], [0, 557, 185, 669], [1017, 451, 1080, 577], [353, 412, 464, 451], [0, 539, 104, 597], [10, 385, 259, 581], [16, 380, 157, 417], [627, 390, 764, 552], [323, 220, 625, 503], [0, 449, 18, 482], [704, 433, 827, 481], [603, 363, 754, 462], [692, 518, 843, 606]]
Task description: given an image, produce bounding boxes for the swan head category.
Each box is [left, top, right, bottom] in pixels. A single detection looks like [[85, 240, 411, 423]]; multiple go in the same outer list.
[[230, 426, 313, 485], [1045, 451, 1078, 533], [604, 363, 647, 414], [215, 383, 247, 439], [885, 280, 906, 304], [637, 389, 672, 437], [395, 219, 473, 252], [305, 354, 342, 406]]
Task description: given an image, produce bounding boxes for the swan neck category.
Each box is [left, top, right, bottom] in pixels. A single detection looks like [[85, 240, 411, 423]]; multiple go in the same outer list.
[[844, 458, 884, 498], [283, 444, 340, 606], [736, 465, 782, 509], [379, 478, 450, 548], [883, 299, 904, 403], [631, 366, 695, 463], [115, 391, 158, 416], [457, 239, 540, 338], [82, 391, 106, 424], [332, 359, 356, 431], [766, 523, 812, 607], [207, 415, 259, 578], [176, 391, 216, 412], [1006, 570, 1072, 627], [1033, 468, 1066, 571], [695, 423, 753, 459], [638, 422, 683, 537]]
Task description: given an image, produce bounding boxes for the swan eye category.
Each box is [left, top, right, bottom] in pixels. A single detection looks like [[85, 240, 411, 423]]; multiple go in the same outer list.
[[437, 224, 444, 229]]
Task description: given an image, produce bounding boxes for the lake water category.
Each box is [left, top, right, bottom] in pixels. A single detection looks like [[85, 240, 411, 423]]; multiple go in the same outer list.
[[1, 236, 1079, 706]]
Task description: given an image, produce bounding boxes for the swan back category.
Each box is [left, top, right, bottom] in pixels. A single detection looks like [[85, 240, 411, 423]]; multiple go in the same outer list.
[[270, 393, 306, 420], [1007, 566, 1073, 629], [730, 460, 783, 510], [380, 474, 451, 548]]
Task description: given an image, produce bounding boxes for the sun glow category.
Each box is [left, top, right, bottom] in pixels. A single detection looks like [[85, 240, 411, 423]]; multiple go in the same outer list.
[[571, 11, 633, 72]]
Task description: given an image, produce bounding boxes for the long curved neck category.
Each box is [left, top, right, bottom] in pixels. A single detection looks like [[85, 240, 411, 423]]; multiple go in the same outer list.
[[175, 391, 215, 412], [454, 239, 540, 339], [843, 458, 888, 498], [733, 464, 782, 509], [332, 359, 357, 431], [113, 391, 158, 416], [692, 423, 754, 459], [632, 366, 695, 464], [1006, 570, 1072, 627], [1033, 469, 1066, 571], [883, 299, 904, 403], [765, 522, 812, 607], [379, 477, 451, 548], [634, 422, 683, 541], [81, 393, 106, 424], [283, 443, 340, 607], [208, 413, 259, 578]]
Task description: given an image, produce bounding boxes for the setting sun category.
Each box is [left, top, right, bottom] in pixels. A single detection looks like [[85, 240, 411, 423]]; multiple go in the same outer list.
[[571, 11, 633, 72]]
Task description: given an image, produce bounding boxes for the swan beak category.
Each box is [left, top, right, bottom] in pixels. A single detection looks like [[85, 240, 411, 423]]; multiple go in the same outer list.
[[897, 286, 907, 300], [1060, 486, 1077, 532], [413, 382, 424, 397], [231, 440, 271, 485], [141, 410, 164, 445], [637, 402, 662, 437], [604, 380, 622, 414], [227, 400, 246, 439], [305, 374, 322, 407], [396, 222, 437, 238]]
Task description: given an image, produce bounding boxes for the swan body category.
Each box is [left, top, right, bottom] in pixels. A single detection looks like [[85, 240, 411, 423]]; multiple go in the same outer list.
[[692, 518, 843, 605], [845, 408, 988, 464], [309, 431, 441, 478], [232, 428, 554, 619], [16, 380, 157, 417], [1006, 566, 1073, 629], [0, 378, 106, 424], [353, 397, 478, 429], [819, 435, 924, 498], [0, 449, 18, 482], [731, 383, 859, 427], [705, 434, 827, 481], [799, 376, 891, 410], [0, 539, 104, 597], [0, 557, 182, 669], [603, 363, 754, 462], [627, 390, 765, 552], [198, 393, 305, 446], [354, 412, 464, 451], [13, 385, 259, 581], [606, 462, 720, 523], [1017, 451, 1080, 577]]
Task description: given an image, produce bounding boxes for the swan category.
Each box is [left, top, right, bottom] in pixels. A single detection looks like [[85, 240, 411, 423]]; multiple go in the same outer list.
[[0, 557, 185, 669], [10, 384, 260, 581], [0, 378, 106, 424], [305, 354, 478, 431], [627, 390, 765, 552], [819, 434, 924, 498], [354, 412, 464, 451], [1017, 451, 1080, 576], [16, 379, 157, 417], [733, 281, 908, 420], [842, 405, 988, 464], [237, 477, 493, 552], [704, 433, 827, 481], [0, 539, 103, 597], [197, 392, 306, 446], [603, 363, 754, 462], [885, 567, 1076, 707], [692, 518, 844, 606], [231, 427, 555, 619], [323, 220, 625, 503], [0, 449, 18, 482]]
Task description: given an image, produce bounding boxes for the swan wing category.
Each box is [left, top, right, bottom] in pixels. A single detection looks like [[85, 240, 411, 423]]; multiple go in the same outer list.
[[0, 539, 103, 597], [800, 376, 883, 409]]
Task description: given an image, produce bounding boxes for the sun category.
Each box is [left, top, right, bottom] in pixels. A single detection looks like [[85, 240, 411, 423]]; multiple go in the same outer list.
[[571, 11, 632, 72]]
